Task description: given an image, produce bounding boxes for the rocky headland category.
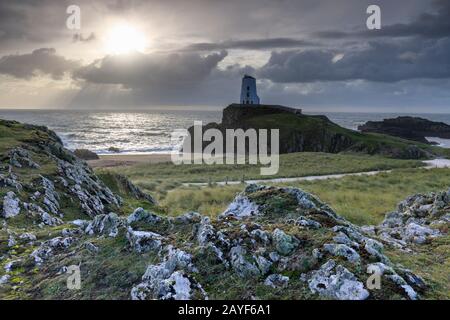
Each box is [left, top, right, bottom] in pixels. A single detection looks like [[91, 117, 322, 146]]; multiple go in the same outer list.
[[358, 116, 450, 144], [188, 104, 449, 159]]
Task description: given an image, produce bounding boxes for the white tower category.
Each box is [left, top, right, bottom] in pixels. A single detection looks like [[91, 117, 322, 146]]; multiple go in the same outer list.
[[240, 75, 260, 105]]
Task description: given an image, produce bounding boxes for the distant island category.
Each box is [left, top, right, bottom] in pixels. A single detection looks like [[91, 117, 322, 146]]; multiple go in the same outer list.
[[358, 116, 450, 145]]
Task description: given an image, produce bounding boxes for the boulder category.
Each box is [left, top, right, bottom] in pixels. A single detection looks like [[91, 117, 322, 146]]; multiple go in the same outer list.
[[229, 245, 260, 278], [264, 274, 289, 288], [272, 228, 299, 256], [85, 212, 121, 237], [73, 149, 99, 160], [127, 207, 162, 225], [304, 260, 369, 300], [2, 191, 21, 218], [126, 227, 163, 253]]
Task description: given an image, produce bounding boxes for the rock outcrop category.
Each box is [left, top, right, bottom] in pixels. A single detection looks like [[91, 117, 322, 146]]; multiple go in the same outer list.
[[0, 119, 122, 222], [358, 116, 450, 144], [364, 188, 449, 251], [185, 105, 446, 159]]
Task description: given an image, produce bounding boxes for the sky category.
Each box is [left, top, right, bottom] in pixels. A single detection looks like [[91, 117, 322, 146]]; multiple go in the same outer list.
[[0, 0, 449, 112]]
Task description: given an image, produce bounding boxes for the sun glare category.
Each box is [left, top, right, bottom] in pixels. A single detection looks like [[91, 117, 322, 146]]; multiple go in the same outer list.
[[104, 24, 147, 54]]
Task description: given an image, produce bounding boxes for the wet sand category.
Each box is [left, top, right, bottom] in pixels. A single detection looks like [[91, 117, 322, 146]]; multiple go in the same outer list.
[[87, 153, 172, 168]]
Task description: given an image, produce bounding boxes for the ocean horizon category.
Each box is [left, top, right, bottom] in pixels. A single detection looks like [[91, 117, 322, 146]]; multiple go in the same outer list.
[[1, 108, 450, 154]]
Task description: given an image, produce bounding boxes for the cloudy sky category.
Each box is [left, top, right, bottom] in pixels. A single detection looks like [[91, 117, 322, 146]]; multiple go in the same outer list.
[[0, 0, 449, 112]]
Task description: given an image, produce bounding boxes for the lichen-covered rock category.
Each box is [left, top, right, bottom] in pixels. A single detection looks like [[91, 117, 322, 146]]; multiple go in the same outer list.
[[2, 191, 21, 218], [57, 159, 121, 217], [30, 237, 76, 265], [196, 217, 216, 246], [8, 147, 40, 169], [367, 262, 422, 300], [304, 260, 369, 300], [220, 195, 259, 219], [85, 212, 120, 237], [174, 211, 202, 224], [272, 228, 299, 256], [250, 229, 271, 245], [0, 171, 22, 191], [131, 244, 206, 300], [164, 246, 198, 273], [322, 243, 361, 264], [23, 202, 63, 226], [295, 216, 322, 229], [40, 176, 60, 215], [131, 270, 207, 300], [374, 189, 449, 249], [255, 255, 272, 275], [127, 207, 162, 225], [126, 227, 163, 253], [264, 274, 289, 288], [229, 245, 260, 278]]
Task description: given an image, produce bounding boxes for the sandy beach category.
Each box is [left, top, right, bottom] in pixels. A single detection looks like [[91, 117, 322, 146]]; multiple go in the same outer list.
[[87, 153, 172, 168]]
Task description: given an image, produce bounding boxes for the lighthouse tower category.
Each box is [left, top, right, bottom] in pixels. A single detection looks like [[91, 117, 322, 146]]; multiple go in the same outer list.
[[240, 75, 260, 105]]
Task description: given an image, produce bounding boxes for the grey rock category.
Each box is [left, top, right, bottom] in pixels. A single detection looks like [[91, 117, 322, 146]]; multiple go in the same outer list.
[[264, 274, 289, 288], [220, 195, 259, 219], [272, 228, 299, 256], [2, 191, 21, 218], [296, 216, 322, 229], [85, 212, 120, 237], [269, 251, 280, 262], [196, 217, 216, 246], [127, 207, 162, 225], [40, 176, 60, 215], [323, 244, 361, 264], [255, 255, 272, 275], [250, 229, 271, 245], [84, 241, 99, 253], [174, 211, 202, 224], [30, 237, 76, 265], [229, 245, 260, 278], [127, 227, 162, 253], [305, 260, 369, 300], [23, 202, 63, 226]]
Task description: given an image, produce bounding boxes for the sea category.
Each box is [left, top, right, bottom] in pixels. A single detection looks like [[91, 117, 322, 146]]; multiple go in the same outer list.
[[1, 109, 450, 154]]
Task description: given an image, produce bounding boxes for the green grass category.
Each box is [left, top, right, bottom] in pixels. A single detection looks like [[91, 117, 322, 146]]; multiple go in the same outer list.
[[157, 168, 450, 225], [99, 152, 424, 196]]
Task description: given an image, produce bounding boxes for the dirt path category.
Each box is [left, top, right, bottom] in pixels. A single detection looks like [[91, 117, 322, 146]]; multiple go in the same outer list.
[[182, 159, 450, 187]]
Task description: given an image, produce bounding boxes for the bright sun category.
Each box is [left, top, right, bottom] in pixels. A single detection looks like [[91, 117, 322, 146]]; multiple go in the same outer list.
[[104, 24, 147, 54]]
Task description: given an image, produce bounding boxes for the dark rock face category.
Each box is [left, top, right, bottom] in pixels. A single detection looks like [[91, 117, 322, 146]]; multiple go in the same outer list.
[[358, 117, 450, 144], [74, 149, 99, 160], [186, 105, 435, 159]]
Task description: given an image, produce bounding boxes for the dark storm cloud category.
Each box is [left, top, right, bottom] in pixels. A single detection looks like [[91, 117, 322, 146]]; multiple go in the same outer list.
[[74, 50, 228, 87], [73, 32, 96, 43], [0, 0, 70, 44], [258, 38, 450, 83], [0, 48, 80, 79], [315, 0, 450, 39], [364, 0, 450, 38], [183, 38, 316, 51]]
